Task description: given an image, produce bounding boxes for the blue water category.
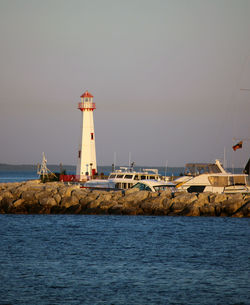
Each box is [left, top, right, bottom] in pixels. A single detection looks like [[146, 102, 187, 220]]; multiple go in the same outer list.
[[0, 215, 249, 305], [0, 170, 40, 183]]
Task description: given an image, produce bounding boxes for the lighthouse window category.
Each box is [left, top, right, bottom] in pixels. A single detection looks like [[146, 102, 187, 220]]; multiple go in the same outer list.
[[91, 133, 94, 140]]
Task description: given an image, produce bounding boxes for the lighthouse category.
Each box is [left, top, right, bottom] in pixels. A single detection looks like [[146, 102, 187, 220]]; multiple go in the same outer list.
[[76, 90, 97, 181]]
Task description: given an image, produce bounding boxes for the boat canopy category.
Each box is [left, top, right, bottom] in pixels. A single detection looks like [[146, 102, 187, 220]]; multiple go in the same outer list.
[[184, 161, 225, 176]]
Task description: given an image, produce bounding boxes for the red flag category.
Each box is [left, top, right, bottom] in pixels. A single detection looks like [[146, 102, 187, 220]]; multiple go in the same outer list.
[[232, 141, 243, 151]]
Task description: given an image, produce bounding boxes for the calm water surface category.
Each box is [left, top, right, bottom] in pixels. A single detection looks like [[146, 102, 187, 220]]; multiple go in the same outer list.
[[0, 215, 249, 305]]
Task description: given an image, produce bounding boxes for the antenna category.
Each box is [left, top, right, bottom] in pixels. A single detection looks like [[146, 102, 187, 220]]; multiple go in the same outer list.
[[129, 152, 131, 168], [223, 147, 227, 170], [164, 160, 168, 178], [113, 152, 116, 171]]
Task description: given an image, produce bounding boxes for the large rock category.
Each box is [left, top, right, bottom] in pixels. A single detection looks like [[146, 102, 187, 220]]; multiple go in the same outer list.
[[39, 197, 57, 207], [181, 203, 201, 216], [58, 185, 79, 198], [199, 203, 215, 216], [141, 196, 170, 215], [110, 191, 123, 201], [85, 192, 115, 213], [217, 194, 245, 216], [170, 193, 198, 214], [122, 190, 149, 205], [0, 197, 14, 213], [13, 199, 25, 208], [97, 192, 113, 203], [21, 190, 38, 204], [232, 201, 250, 217], [108, 204, 123, 215], [99, 200, 116, 213], [61, 195, 79, 208], [12, 186, 29, 200], [197, 193, 211, 205], [140, 201, 154, 214], [159, 189, 174, 199], [88, 200, 101, 210], [124, 188, 139, 195], [71, 189, 89, 200], [210, 193, 228, 204], [35, 191, 53, 201], [79, 191, 101, 207], [53, 193, 61, 205]]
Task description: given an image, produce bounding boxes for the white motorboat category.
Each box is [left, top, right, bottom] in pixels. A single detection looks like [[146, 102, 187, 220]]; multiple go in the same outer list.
[[83, 166, 163, 190], [175, 159, 250, 194]]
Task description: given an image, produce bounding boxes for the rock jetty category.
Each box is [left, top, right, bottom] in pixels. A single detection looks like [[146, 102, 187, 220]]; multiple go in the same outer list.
[[0, 181, 249, 217]]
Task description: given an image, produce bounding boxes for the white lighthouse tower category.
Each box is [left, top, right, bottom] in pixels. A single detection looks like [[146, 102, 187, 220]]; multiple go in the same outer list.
[[76, 90, 97, 181]]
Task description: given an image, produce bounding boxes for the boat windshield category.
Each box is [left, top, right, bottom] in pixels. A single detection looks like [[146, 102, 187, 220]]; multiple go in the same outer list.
[[153, 185, 175, 192], [124, 175, 133, 179], [185, 163, 222, 176], [116, 174, 124, 178]]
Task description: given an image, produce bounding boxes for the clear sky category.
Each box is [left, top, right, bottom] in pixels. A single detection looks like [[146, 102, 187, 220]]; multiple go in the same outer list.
[[0, 0, 249, 167]]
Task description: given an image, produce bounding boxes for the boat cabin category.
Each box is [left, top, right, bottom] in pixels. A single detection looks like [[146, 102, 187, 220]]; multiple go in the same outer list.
[[108, 167, 161, 190]]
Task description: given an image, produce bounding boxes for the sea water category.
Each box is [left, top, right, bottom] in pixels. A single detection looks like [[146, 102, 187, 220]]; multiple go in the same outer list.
[[0, 215, 249, 305], [0, 166, 185, 183]]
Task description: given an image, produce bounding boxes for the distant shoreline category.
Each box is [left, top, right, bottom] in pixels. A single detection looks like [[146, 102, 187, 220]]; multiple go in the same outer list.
[[0, 163, 244, 175]]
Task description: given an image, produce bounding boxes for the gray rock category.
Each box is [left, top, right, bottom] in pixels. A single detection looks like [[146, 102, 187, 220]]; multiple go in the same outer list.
[[2, 191, 14, 199], [123, 190, 149, 204], [232, 202, 250, 217], [197, 193, 210, 204], [174, 192, 198, 204], [21, 190, 38, 204], [71, 189, 89, 200], [111, 191, 123, 201], [0, 197, 14, 212], [53, 193, 61, 205], [88, 200, 101, 209], [61, 196, 79, 208], [124, 188, 140, 195], [199, 203, 215, 216], [159, 189, 173, 199], [99, 201, 116, 211], [13, 199, 25, 208], [35, 191, 53, 201], [58, 185, 79, 197], [108, 204, 124, 215], [140, 201, 154, 214], [211, 193, 228, 204]]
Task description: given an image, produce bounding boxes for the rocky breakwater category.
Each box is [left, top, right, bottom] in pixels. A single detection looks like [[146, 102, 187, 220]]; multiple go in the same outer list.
[[0, 181, 249, 217]]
